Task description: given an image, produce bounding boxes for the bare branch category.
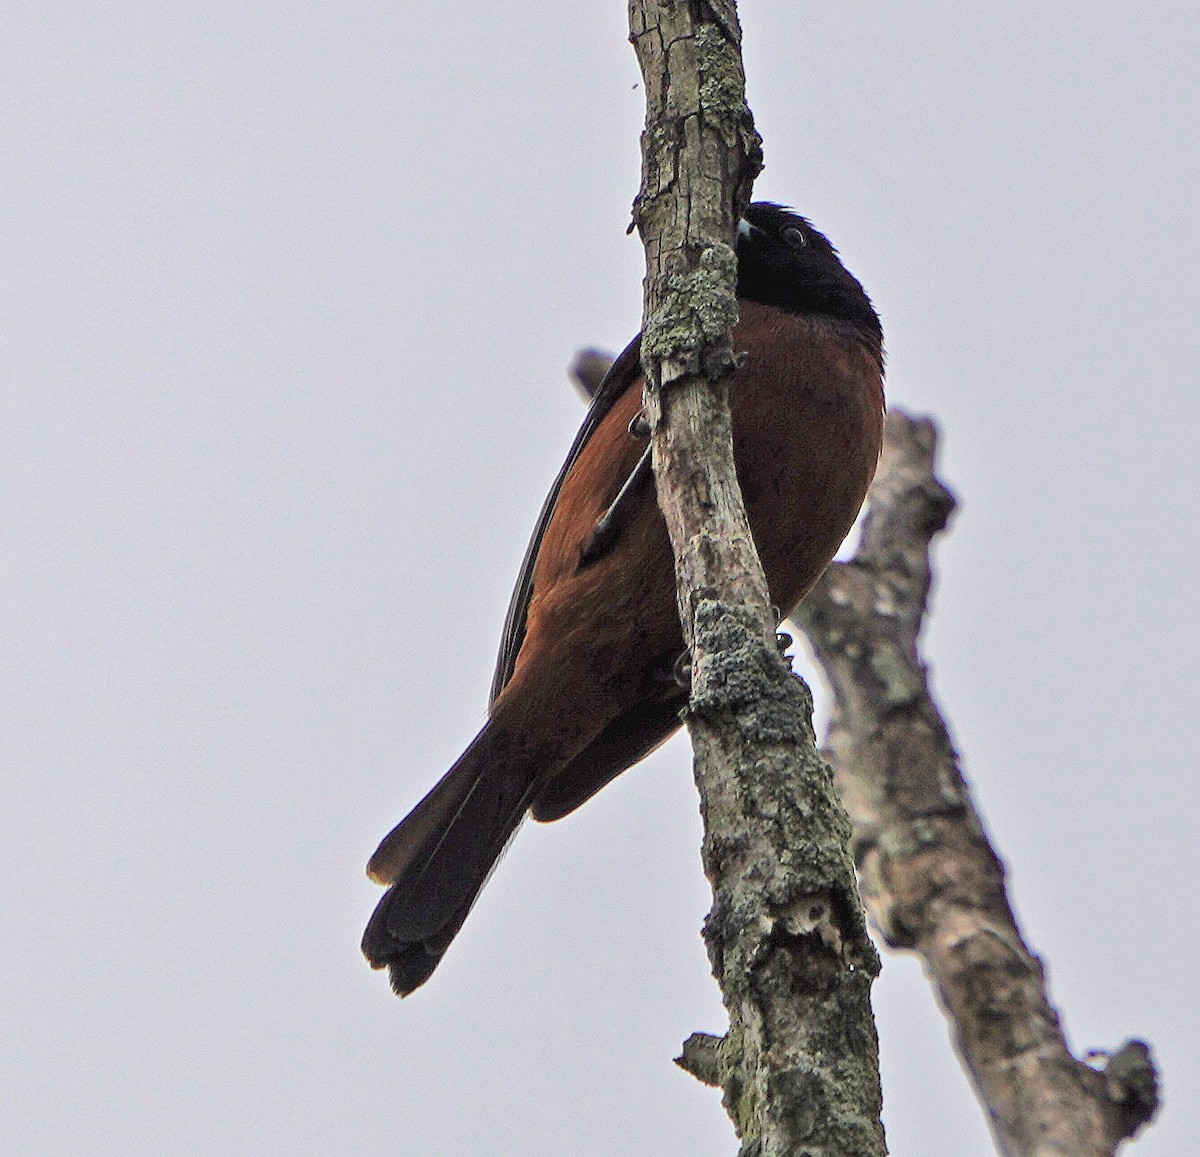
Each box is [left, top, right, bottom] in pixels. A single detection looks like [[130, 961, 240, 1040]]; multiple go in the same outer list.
[[794, 410, 1159, 1156], [628, 2, 885, 1153]]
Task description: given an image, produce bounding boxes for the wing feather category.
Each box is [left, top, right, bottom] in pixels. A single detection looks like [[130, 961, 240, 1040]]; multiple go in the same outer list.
[[488, 335, 643, 704]]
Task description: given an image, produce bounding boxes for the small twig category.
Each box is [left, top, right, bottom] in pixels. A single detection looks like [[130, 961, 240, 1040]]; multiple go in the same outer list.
[[676, 1031, 724, 1087], [794, 410, 1159, 1156], [569, 347, 614, 401]]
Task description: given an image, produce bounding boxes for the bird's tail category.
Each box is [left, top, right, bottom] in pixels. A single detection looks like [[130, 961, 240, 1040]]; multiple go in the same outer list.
[[362, 723, 538, 995]]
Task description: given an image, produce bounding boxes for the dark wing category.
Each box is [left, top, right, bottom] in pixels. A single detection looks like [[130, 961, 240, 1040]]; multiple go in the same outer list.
[[488, 334, 643, 705]]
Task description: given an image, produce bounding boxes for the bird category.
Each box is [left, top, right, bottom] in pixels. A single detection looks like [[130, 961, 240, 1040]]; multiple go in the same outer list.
[[362, 203, 885, 996]]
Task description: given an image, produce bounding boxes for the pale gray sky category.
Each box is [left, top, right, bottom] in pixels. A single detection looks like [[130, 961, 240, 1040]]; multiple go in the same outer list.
[[3, 3, 1196, 1154]]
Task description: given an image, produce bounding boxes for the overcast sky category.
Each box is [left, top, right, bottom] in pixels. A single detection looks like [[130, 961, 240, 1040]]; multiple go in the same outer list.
[[3, 3, 1197, 1154]]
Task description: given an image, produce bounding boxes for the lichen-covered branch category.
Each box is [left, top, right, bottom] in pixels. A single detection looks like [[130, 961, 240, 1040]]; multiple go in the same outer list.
[[794, 410, 1159, 1156], [628, 2, 886, 1153]]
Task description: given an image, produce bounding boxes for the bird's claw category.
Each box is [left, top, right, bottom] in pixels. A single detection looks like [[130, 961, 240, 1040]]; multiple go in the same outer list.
[[628, 409, 651, 438]]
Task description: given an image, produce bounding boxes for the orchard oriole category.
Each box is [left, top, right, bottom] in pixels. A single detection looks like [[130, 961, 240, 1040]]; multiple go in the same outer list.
[[363, 203, 884, 995]]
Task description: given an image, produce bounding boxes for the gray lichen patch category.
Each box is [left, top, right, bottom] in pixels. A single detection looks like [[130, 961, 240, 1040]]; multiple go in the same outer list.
[[642, 243, 739, 373]]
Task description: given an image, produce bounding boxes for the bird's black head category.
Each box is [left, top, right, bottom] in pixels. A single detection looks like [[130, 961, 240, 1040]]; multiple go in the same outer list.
[[736, 203, 881, 350]]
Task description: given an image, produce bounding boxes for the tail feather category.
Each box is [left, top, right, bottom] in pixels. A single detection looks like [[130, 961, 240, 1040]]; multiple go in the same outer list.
[[362, 724, 537, 995]]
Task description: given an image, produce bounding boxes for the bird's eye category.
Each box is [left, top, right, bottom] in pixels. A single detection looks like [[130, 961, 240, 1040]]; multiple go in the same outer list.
[[780, 225, 807, 248]]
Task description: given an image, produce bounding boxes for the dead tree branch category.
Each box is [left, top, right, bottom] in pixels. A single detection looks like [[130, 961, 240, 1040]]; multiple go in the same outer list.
[[628, 2, 886, 1152], [793, 410, 1159, 1156]]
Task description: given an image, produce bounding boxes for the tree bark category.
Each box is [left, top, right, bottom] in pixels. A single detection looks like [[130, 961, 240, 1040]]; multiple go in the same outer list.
[[794, 410, 1159, 1156], [627, 2, 886, 1153]]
